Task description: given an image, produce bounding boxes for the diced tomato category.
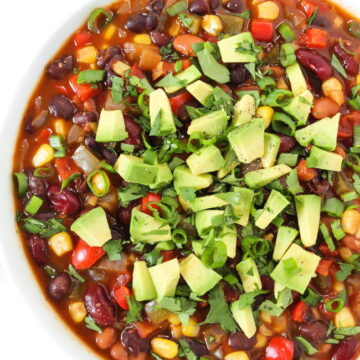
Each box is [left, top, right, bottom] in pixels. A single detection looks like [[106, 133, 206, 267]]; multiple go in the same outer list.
[[250, 20, 274, 42], [133, 321, 158, 339], [54, 156, 80, 181], [36, 128, 52, 142], [74, 32, 93, 48], [291, 300, 310, 323], [69, 74, 101, 102], [338, 111, 360, 138], [129, 63, 145, 79], [299, 28, 328, 49], [298, 0, 317, 18], [202, 33, 218, 43], [265, 336, 294, 360], [316, 259, 334, 276], [180, 59, 192, 72], [71, 239, 105, 270], [54, 84, 71, 96], [319, 243, 339, 257], [140, 193, 162, 215], [113, 285, 131, 310], [169, 92, 192, 117], [161, 250, 178, 262], [222, 337, 234, 355], [296, 159, 317, 181]]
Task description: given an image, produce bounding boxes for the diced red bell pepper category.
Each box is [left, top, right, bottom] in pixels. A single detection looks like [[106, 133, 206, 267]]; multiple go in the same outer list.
[[250, 19, 274, 42], [113, 285, 131, 310], [129, 63, 145, 79], [265, 336, 294, 360], [299, 28, 328, 49], [298, 0, 317, 18], [291, 300, 310, 323], [161, 250, 178, 262], [133, 321, 158, 339], [316, 259, 334, 276], [74, 32, 93, 48], [296, 159, 318, 181], [54, 155, 80, 181], [202, 33, 218, 43], [140, 193, 162, 215], [69, 74, 101, 102], [319, 243, 339, 257], [36, 128, 52, 142], [54, 84, 71, 97], [169, 92, 192, 117], [338, 111, 360, 138], [71, 239, 105, 270]]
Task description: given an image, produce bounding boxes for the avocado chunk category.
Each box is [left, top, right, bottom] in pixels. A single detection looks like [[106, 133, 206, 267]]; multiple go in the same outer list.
[[236, 258, 262, 292], [95, 109, 128, 142], [283, 90, 313, 126], [195, 210, 223, 237], [71, 207, 112, 247], [244, 164, 292, 189], [218, 226, 237, 258], [187, 110, 229, 136], [130, 208, 172, 243], [306, 146, 343, 172], [231, 302, 257, 339], [173, 165, 213, 191], [295, 194, 321, 247], [149, 163, 173, 189], [164, 65, 202, 93], [218, 32, 257, 63], [270, 243, 321, 294], [228, 119, 265, 164], [255, 190, 290, 229], [233, 94, 256, 126], [186, 80, 214, 105], [286, 62, 308, 96], [261, 133, 281, 168], [190, 194, 228, 212], [217, 149, 240, 179], [179, 254, 222, 295], [149, 258, 180, 301], [149, 89, 176, 136], [295, 113, 340, 151], [115, 154, 158, 185], [232, 187, 255, 226], [273, 226, 299, 261], [186, 145, 225, 175], [274, 281, 286, 299], [132, 261, 157, 301]]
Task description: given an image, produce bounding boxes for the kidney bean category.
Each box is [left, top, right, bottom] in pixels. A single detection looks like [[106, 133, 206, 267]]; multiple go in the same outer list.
[[126, 13, 158, 33], [229, 332, 257, 350], [278, 134, 296, 153], [298, 321, 328, 343], [333, 43, 359, 76], [48, 184, 81, 216], [84, 284, 115, 327], [96, 327, 117, 350], [48, 273, 72, 301], [306, 177, 330, 195], [189, 0, 211, 15], [311, 15, 330, 28], [123, 116, 142, 148], [261, 275, 274, 293], [121, 327, 150, 355], [73, 111, 98, 125], [28, 174, 48, 198], [97, 46, 124, 69], [150, 31, 172, 46], [224, 0, 243, 13], [296, 49, 333, 81], [331, 337, 358, 360], [48, 95, 77, 120], [312, 97, 340, 119], [27, 234, 50, 265], [147, 0, 163, 13], [230, 64, 250, 85], [46, 55, 73, 80], [209, 0, 219, 10]]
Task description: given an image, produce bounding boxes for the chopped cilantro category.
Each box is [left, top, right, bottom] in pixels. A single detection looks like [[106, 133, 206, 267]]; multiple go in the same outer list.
[[103, 239, 123, 261], [68, 264, 85, 283], [21, 217, 67, 238], [156, 297, 197, 324], [126, 296, 143, 323], [85, 316, 102, 333]]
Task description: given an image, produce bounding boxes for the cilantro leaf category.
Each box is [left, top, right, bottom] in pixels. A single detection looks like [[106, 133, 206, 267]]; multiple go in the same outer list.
[[331, 54, 348, 80], [21, 217, 67, 238], [178, 187, 197, 202], [67, 264, 85, 283], [126, 296, 143, 323], [85, 316, 103, 333], [157, 297, 197, 324], [118, 184, 147, 207], [236, 290, 269, 310], [103, 239, 123, 261], [110, 75, 124, 103], [178, 14, 194, 29], [155, 72, 186, 88], [336, 262, 354, 281]]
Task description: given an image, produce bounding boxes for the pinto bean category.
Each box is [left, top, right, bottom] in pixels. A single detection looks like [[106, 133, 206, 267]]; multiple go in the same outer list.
[[173, 34, 204, 56], [96, 327, 117, 350], [48, 273, 72, 301], [312, 97, 340, 119], [46, 55, 73, 80]]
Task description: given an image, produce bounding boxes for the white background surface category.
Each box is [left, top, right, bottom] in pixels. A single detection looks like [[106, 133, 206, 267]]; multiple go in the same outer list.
[[0, 1, 84, 358]]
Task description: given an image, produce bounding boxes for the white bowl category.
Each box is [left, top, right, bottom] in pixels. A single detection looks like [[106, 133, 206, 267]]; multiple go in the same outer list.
[[0, 0, 359, 359]]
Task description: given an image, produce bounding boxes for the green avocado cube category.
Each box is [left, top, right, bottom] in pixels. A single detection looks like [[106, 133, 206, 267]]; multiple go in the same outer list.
[[232, 187, 255, 226], [306, 146, 343, 172], [149, 163, 173, 189], [233, 94, 256, 126], [130, 208, 171, 243], [273, 226, 299, 261], [187, 110, 229, 136], [236, 258, 262, 293], [195, 210, 224, 237], [231, 303, 257, 339], [179, 254, 222, 295], [115, 154, 158, 185], [286, 62, 308, 96], [71, 207, 112, 247], [186, 145, 225, 175], [132, 261, 157, 301], [270, 243, 321, 294], [261, 133, 281, 168], [283, 90, 313, 126], [217, 149, 240, 179], [173, 165, 213, 191], [190, 194, 228, 212], [149, 258, 180, 301], [95, 109, 128, 142], [218, 226, 237, 258], [164, 65, 202, 93], [186, 80, 214, 105]]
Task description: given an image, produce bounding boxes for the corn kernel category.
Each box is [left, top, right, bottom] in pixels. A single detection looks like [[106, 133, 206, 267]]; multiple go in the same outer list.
[[182, 318, 200, 337], [103, 24, 117, 40], [322, 78, 345, 106], [170, 324, 182, 339], [77, 45, 98, 64], [169, 19, 181, 37], [257, 1, 280, 20], [53, 119, 67, 137], [341, 209, 360, 235], [254, 333, 268, 349], [334, 16, 344, 28], [133, 34, 152, 45], [168, 313, 181, 325], [32, 144, 54, 167], [259, 324, 274, 337], [48, 232, 73, 256], [277, 78, 289, 90], [333, 281, 345, 293], [259, 310, 272, 323], [69, 301, 87, 323], [202, 15, 223, 36], [339, 246, 352, 261], [256, 106, 274, 129], [334, 307, 356, 328], [356, 74, 360, 85], [89, 63, 97, 70], [151, 338, 179, 359], [112, 60, 131, 76], [225, 351, 250, 360]]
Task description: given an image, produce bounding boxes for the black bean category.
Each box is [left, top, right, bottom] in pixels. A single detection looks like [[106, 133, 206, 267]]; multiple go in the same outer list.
[[187, 339, 209, 356], [48, 95, 77, 120], [46, 55, 74, 80], [224, 0, 243, 13], [101, 148, 118, 165], [189, 0, 211, 15], [84, 134, 100, 154], [229, 332, 257, 351], [311, 15, 330, 28], [126, 13, 148, 33], [229, 64, 249, 85], [97, 46, 124, 69], [209, 0, 219, 10], [27, 235, 50, 265], [28, 174, 48, 198], [147, 0, 164, 13], [150, 31, 172, 46], [73, 111, 98, 125], [146, 12, 159, 31], [121, 327, 150, 355], [299, 321, 328, 343], [48, 273, 72, 301]]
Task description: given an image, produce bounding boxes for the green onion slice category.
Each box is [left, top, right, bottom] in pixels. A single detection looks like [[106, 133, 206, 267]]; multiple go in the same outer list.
[[263, 90, 293, 107], [25, 195, 44, 215], [277, 23, 296, 42], [271, 112, 296, 136], [325, 298, 345, 313], [171, 229, 187, 245], [201, 241, 227, 269], [321, 198, 345, 218], [348, 21, 360, 39], [87, 170, 110, 197], [346, 153, 360, 172], [61, 172, 81, 191], [280, 44, 296, 67], [256, 76, 276, 92], [33, 167, 55, 178], [53, 148, 67, 158], [77, 70, 106, 84], [49, 135, 64, 149], [166, 0, 187, 16], [14, 172, 28, 197], [88, 8, 113, 34], [101, 162, 117, 174]]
